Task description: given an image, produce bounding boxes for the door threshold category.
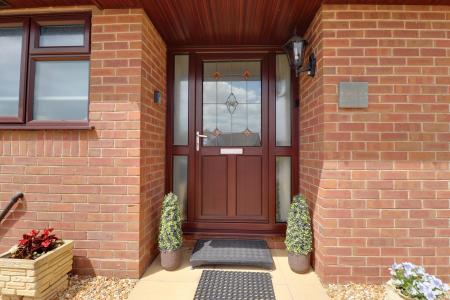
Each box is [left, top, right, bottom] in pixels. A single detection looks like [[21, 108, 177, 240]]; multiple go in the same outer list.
[[183, 229, 286, 249]]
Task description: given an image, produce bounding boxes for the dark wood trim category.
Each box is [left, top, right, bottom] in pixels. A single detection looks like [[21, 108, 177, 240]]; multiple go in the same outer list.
[[193, 52, 202, 222], [91, 0, 104, 9], [184, 222, 286, 233], [187, 52, 197, 222], [167, 49, 299, 236], [272, 54, 300, 223], [0, 17, 29, 124], [165, 51, 174, 195], [268, 53, 277, 225], [0, 124, 94, 130], [169, 45, 283, 54], [193, 51, 271, 228], [29, 13, 91, 55], [292, 68, 300, 196], [194, 52, 270, 62], [0, 13, 91, 128]]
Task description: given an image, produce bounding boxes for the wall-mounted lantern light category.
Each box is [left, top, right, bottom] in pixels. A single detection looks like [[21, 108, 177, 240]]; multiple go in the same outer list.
[[282, 32, 316, 77], [154, 90, 161, 104]]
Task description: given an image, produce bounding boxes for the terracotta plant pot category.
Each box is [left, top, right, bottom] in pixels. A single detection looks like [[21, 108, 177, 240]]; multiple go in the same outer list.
[[160, 248, 182, 271], [288, 252, 311, 273]]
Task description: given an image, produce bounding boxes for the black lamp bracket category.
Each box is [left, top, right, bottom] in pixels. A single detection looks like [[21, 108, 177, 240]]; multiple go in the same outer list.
[[297, 52, 316, 77]]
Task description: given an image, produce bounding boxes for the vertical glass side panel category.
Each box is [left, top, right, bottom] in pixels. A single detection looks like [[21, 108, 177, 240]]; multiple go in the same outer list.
[[173, 55, 189, 145], [173, 155, 188, 220], [276, 156, 291, 222], [276, 54, 292, 147]]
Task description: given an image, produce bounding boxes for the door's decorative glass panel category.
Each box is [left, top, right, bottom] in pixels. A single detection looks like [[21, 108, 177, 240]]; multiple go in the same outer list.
[[33, 60, 89, 121], [225, 92, 238, 114], [39, 24, 85, 47], [0, 27, 23, 117], [173, 156, 188, 220], [276, 156, 291, 222], [203, 61, 261, 147], [276, 54, 292, 147], [173, 55, 189, 145]]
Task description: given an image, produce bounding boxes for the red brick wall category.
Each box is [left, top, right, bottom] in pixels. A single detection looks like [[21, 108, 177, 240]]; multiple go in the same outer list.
[[301, 4, 450, 284], [299, 7, 328, 281], [139, 13, 167, 276], [0, 7, 166, 278]]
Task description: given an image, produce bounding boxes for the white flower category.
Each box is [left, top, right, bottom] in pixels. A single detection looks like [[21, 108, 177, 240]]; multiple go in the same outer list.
[[392, 279, 403, 286], [416, 266, 426, 276], [8, 245, 18, 254], [410, 287, 418, 296], [443, 283, 449, 292]]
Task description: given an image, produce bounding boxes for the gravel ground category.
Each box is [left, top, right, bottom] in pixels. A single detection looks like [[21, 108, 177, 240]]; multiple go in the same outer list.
[[327, 283, 386, 300], [57, 275, 137, 300]]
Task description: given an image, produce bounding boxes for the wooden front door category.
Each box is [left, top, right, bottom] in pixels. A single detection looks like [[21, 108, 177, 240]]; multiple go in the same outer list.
[[194, 54, 269, 224], [168, 49, 298, 235]]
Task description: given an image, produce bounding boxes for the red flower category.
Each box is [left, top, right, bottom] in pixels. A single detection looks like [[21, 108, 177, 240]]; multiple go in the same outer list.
[[12, 228, 61, 259], [43, 228, 54, 235], [41, 240, 52, 248], [28, 229, 39, 237]]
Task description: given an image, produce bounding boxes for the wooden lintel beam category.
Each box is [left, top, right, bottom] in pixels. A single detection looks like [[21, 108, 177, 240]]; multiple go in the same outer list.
[[91, 0, 103, 9]]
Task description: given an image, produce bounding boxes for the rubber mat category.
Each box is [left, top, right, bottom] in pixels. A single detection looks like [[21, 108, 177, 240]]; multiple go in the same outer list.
[[194, 270, 276, 300], [190, 239, 274, 269]]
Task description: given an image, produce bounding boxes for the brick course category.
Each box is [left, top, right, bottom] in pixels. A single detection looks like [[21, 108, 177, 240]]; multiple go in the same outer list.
[[0, 6, 166, 278], [301, 4, 450, 284]]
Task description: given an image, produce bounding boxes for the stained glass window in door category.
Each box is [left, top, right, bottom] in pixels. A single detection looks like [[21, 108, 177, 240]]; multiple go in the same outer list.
[[203, 61, 261, 147]]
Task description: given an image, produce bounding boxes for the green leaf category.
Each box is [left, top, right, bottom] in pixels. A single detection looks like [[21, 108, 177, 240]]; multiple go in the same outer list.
[[158, 193, 183, 251], [285, 194, 313, 255]]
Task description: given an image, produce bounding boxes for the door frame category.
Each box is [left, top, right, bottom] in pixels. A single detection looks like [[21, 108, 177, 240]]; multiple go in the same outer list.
[[166, 46, 299, 236]]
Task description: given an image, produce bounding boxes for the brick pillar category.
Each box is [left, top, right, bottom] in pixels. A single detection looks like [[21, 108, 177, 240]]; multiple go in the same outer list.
[[300, 4, 450, 284]]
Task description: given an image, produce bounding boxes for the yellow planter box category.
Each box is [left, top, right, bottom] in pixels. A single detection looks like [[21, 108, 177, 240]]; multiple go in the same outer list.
[[384, 283, 411, 300], [0, 240, 73, 300]]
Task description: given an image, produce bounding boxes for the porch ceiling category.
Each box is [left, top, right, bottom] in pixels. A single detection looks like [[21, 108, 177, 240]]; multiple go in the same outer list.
[[4, 0, 450, 46]]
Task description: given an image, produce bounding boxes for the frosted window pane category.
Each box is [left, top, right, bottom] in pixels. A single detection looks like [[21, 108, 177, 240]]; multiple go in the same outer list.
[[173, 156, 188, 220], [0, 27, 22, 117], [276, 54, 292, 146], [39, 24, 84, 47], [33, 60, 89, 121], [173, 55, 189, 145], [276, 156, 291, 222]]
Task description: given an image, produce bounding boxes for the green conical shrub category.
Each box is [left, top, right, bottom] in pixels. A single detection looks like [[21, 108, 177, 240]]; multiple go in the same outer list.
[[285, 194, 313, 255], [158, 193, 182, 251]]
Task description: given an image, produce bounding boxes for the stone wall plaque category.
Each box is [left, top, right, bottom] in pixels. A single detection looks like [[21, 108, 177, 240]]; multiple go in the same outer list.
[[339, 82, 368, 108]]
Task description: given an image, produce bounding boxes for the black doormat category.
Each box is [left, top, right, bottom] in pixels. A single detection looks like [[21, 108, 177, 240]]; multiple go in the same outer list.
[[194, 270, 276, 300], [190, 239, 274, 269]]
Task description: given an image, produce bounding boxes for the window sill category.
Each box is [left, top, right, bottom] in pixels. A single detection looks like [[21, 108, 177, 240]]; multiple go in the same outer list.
[[0, 124, 95, 130]]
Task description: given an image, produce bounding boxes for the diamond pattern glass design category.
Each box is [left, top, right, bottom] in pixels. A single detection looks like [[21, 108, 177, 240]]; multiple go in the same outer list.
[[225, 92, 239, 114], [203, 61, 261, 147]]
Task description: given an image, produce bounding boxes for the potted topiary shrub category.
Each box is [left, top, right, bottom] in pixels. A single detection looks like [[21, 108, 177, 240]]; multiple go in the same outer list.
[[0, 228, 73, 299], [159, 193, 183, 271], [385, 262, 449, 300], [285, 194, 313, 273]]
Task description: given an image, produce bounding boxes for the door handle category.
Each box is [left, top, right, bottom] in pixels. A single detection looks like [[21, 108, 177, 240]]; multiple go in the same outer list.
[[196, 131, 207, 151]]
